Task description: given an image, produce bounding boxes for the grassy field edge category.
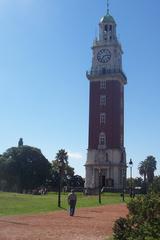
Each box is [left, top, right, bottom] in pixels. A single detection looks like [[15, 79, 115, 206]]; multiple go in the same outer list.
[[0, 191, 128, 216]]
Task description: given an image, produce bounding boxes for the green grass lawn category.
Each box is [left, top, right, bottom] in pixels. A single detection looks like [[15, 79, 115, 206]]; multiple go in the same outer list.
[[0, 191, 129, 216]]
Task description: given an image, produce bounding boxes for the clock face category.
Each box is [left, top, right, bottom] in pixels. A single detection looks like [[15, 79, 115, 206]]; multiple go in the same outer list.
[[97, 49, 111, 63]]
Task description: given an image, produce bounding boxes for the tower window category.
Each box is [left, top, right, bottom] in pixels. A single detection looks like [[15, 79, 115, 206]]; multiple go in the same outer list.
[[99, 132, 106, 146], [109, 25, 112, 31], [102, 68, 106, 75], [105, 25, 108, 31], [100, 95, 106, 106], [100, 113, 106, 124], [100, 80, 106, 89], [106, 153, 109, 162]]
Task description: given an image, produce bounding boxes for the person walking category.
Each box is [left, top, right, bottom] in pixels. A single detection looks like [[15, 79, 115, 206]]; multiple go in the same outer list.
[[68, 189, 77, 216]]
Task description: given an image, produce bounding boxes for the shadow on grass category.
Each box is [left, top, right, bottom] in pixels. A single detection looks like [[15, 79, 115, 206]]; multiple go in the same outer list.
[[59, 207, 67, 210]]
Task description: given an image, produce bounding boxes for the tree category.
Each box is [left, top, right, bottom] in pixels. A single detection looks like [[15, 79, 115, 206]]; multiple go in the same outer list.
[[69, 175, 85, 189], [0, 146, 51, 193], [55, 149, 68, 166], [151, 176, 160, 193], [138, 161, 147, 183], [51, 149, 74, 189], [134, 177, 143, 187], [145, 156, 157, 183], [18, 138, 23, 147], [0, 155, 10, 191], [138, 156, 157, 184], [126, 177, 143, 190]]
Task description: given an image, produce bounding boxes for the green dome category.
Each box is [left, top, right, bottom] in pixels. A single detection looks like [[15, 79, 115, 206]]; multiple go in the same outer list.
[[100, 14, 115, 23]]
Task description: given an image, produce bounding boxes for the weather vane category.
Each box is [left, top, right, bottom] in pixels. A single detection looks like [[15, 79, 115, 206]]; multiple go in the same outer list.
[[107, 0, 110, 15]]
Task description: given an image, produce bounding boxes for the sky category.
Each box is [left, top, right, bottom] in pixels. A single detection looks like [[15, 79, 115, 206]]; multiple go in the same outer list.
[[0, 0, 160, 178]]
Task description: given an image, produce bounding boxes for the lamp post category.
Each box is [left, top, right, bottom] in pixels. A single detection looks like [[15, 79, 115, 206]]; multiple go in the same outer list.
[[58, 161, 63, 207], [122, 169, 125, 202], [98, 168, 102, 204], [129, 158, 133, 198]]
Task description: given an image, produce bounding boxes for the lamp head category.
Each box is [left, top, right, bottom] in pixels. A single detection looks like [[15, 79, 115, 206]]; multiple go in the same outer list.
[[129, 158, 133, 166]]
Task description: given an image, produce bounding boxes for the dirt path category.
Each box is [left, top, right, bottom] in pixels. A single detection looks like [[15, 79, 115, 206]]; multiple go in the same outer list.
[[0, 204, 128, 240]]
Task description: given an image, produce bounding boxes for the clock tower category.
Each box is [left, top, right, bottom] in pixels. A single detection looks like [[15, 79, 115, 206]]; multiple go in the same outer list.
[[85, 6, 127, 193]]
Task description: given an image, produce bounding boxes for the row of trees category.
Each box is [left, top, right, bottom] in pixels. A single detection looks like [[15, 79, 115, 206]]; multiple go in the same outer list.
[[113, 157, 160, 239], [0, 139, 158, 194], [138, 155, 157, 184], [0, 140, 84, 193], [127, 155, 157, 193]]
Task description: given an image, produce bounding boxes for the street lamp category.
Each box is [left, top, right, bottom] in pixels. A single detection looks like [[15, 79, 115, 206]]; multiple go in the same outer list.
[[57, 160, 63, 207], [122, 168, 125, 202], [129, 158, 133, 198], [98, 168, 102, 204]]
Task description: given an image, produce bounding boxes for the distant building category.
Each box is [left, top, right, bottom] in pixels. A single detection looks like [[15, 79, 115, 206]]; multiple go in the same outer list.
[[85, 7, 127, 193]]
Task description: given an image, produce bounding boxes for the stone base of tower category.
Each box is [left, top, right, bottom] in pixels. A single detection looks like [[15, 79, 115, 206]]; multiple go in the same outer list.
[[85, 148, 126, 194]]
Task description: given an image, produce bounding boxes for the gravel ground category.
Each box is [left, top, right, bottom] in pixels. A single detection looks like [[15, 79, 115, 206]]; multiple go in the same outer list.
[[0, 204, 128, 240]]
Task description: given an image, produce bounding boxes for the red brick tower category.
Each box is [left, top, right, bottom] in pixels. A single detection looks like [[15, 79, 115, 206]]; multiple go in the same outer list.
[[85, 8, 127, 193]]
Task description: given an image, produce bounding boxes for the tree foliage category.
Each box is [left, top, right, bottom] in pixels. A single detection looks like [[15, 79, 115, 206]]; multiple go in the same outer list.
[[69, 175, 85, 189], [18, 138, 23, 147], [51, 159, 74, 188], [138, 156, 157, 185], [113, 193, 160, 240], [0, 146, 51, 192], [150, 176, 160, 193], [50, 149, 74, 189], [126, 177, 143, 187], [55, 149, 68, 166]]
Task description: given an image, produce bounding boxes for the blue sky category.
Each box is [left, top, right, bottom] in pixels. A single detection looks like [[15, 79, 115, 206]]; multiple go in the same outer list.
[[0, 0, 160, 178]]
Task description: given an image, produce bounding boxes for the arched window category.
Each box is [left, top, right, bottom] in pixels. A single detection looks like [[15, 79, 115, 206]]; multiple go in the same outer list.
[[99, 132, 106, 146], [100, 113, 106, 124], [100, 80, 106, 89], [100, 95, 106, 106], [105, 25, 108, 32]]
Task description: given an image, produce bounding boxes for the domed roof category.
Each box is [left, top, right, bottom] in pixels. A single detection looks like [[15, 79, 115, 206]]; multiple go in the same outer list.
[[100, 14, 115, 23]]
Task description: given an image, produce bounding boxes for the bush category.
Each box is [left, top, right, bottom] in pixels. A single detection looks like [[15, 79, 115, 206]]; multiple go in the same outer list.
[[113, 193, 160, 240], [113, 217, 131, 240]]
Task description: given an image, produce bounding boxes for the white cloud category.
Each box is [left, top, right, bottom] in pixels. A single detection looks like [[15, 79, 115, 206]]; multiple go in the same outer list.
[[68, 151, 83, 160]]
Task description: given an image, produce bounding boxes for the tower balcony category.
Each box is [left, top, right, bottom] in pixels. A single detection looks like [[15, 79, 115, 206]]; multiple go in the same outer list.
[[86, 68, 127, 84]]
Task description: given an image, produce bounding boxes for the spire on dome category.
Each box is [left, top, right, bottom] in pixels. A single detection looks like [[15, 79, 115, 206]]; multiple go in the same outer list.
[[107, 0, 109, 15], [100, 1, 115, 24]]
